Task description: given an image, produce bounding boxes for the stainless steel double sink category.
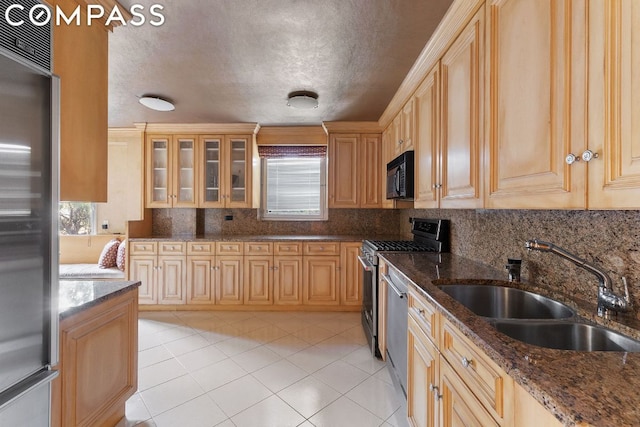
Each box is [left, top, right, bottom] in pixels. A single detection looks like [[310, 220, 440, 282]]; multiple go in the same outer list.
[[438, 284, 640, 352]]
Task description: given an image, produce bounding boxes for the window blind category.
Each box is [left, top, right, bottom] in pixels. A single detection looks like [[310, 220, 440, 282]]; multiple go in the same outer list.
[[265, 158, 322, 216], [258, 145, 327, 158]]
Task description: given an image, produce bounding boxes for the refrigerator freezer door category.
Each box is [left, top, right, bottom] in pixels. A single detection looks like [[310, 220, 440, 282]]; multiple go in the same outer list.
[[0, 369, 57, 427], [0, 50, 55, 392]]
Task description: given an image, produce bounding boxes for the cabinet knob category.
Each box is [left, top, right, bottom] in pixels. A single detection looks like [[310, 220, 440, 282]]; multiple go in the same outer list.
[[461, 356, 472, 368], [581, 150, 599, 162], [256, 246, 262, 250], [565, 153, 579, 165], [429, 384, 442, 400], [418, 308, 425, 316]]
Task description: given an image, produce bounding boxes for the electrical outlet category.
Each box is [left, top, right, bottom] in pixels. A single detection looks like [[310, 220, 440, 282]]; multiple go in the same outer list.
[[102, 220, 109, 230]]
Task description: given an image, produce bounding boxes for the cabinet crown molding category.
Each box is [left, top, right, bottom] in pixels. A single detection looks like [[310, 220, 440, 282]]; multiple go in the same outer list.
[[257, 126, 327, 145], [140, 122, 260, 134], [378, 0, 484, 128], [322, 121, 382, 134]]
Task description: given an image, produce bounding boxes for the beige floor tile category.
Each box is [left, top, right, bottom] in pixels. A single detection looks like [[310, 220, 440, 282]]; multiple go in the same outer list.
[[153, 394, 227, 427], [264, 335, 311, 357], [123, 393, 151, 425], [231, 395, 305, 427], [374, 366, 394, 385], [292, 325, 337, 345], [234, 345, 282, 372], [385, 404, 410, 427], [138, 358, 188, 391], [287, 345, 342, 373], [230, 317, 271, 333], [163, 333, 210, 357], [216, 335, 263, 356], [342, 346, 387, 375], [191, 358, 248, 391], [311, 360, 370, 394], [140, 375, 205, 417], [243, 324, 290, 344], [138, 345, 173, 369], [155, 325, 198, 344], [346, 376, 402, 420], [277, 376, 341, 418], [198, 324, 242, 344], [308, 396, 384, 427], [138, 332, 164, 352], [214, 420, 236, 427], [208, 375, 272, 417], [176, 344, 228, 372], [313, 335, 364, 358], [252, 359, 309, 392]]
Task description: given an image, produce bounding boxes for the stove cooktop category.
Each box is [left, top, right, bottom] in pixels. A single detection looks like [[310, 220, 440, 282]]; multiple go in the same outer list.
[[364, 240, 438, 252]]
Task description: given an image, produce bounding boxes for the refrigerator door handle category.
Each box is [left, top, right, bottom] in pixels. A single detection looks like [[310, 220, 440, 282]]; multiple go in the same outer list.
[[49, 74, 60, 367], [0, 369, 58, 412]]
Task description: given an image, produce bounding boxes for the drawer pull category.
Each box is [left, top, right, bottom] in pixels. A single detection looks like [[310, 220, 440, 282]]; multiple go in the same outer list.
[[141, 246, 146, 250], [256, 246, 261, 250], [429, 384, 442, 400], [461, 357, 472, 368], [418, 309, 425, 315]]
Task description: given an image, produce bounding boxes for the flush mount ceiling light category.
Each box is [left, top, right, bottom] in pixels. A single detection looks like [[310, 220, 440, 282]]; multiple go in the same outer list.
[[287, 91, 319, 109], [139, 95, 175, 112]]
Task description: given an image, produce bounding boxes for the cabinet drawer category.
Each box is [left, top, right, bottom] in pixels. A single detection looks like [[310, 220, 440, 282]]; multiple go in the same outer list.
[[158, 241, 186, 255], [129, 241, 157, 255], [441, 318, 510, 421], [303, 242, 340, 256], [408, 288, 440, 346], [274, 242, 303, 256], [244, 242, 273, 256], [187, 242, 215, 255], [216, 242, 244, 255]]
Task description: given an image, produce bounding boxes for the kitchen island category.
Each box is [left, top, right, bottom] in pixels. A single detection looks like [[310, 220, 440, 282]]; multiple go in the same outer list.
[[52, 280, 140, 427], [380, 252, 640, 426]]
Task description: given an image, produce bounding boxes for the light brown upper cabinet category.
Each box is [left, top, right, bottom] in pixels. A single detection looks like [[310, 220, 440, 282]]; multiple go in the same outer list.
[[485, 0, 587, 209], [326, 125, 382, 208], [393, 99, 416, 156], [411, 6, 485, 209], [145, 135, 198, 208], [587, 0, 640, 209], [53, 0, 125, 201], [414, 63, 440, 209], [198, 135, 254, 208]]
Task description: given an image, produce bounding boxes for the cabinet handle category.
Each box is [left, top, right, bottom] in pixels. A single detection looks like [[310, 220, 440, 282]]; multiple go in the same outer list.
[[565, 153, 579, 165], [256, 246, 262, 250], [461, 357, 472, 368], [433, 184, 442, 189], [581, 150, 599, 162], [429, 384, 442, 400], [418, 308, 425, 316]]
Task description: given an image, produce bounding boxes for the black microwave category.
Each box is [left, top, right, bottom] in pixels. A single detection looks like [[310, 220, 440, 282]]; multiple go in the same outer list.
[[386, 150, 414, 199]]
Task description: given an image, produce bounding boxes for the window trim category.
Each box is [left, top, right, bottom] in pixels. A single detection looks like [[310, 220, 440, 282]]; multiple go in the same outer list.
[[258, 156, 328, 221]]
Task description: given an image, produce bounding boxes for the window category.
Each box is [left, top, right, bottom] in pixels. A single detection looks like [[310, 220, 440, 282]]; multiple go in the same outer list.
[[59, 202, 96, 235], [259, 148, 327, 221]]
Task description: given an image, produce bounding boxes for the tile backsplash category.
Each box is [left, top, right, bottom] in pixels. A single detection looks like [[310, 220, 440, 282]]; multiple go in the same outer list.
[[152, 208, 401, 237], [151, 206, 640, 315], [400, 209, 640, 314]]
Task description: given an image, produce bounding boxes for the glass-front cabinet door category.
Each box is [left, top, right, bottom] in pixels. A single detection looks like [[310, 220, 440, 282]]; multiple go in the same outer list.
[[147, 135, 171, 207], [173, 136, 197, 207], [199, 136, 223, 207], [146, 134, 198, 208], [226, 136, 250, 207]]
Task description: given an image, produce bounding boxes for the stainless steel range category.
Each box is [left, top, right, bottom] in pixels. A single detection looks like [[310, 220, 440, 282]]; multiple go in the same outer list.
[[358, 218, 449, 358]]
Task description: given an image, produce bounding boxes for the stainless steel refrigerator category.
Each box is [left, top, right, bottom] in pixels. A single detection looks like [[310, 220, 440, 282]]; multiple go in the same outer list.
[[0, 3, 59, 425]]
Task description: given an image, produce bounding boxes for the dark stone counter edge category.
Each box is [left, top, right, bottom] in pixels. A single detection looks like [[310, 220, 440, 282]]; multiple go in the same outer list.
[[59, 281, 141, 320], [128, 234, 408, 242]]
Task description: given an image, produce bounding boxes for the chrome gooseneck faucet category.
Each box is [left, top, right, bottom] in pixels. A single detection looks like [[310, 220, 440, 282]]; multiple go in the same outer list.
[[525, 239, 632, 318]]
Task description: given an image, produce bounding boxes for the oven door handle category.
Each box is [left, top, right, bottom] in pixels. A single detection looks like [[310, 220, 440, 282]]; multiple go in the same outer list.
[[381, 274, 407, 299], [357, 255, 374, 272]]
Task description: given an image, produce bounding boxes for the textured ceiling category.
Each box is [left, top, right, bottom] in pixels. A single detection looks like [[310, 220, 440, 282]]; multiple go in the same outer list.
[[108, 0, 453, 127]]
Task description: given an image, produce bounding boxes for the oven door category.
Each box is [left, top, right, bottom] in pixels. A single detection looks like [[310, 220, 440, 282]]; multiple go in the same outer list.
[[358, 254, 380, 357]]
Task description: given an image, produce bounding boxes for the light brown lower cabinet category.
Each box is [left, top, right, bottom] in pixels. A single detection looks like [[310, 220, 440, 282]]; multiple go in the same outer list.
[[303, 255, 340, 305], [244, 256, 273, 304], [51, 289, 138, 427], [406, 286, 562, 427], [216, 256, 243, 304], [130, 240, 362, 309], [274, 256, 303, 305]]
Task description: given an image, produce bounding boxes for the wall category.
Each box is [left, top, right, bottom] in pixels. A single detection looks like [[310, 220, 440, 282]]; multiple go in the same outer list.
[[152, 208, 401, 237], [400, 209, 640, 312]]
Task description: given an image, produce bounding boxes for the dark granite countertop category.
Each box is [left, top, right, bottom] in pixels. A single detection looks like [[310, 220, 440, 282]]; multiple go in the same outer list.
[[58, 280, 141, 320], [379, 252, 640, 426], [129, 234, 409, 242]]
